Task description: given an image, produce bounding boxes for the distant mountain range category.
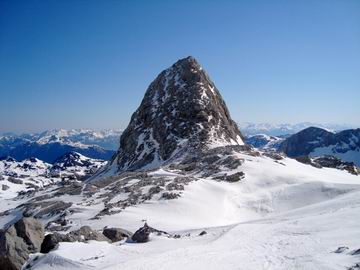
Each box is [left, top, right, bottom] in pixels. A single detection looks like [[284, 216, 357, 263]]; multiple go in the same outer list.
[[0, 129, 122, 163], [279, 127, 360, 166], [0, 152, 106, 198], [245, 126, 360, 167], [238, 122, 354, 136]]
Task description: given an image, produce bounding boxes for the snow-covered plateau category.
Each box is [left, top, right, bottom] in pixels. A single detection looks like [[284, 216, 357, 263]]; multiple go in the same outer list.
[[17, 150, 360, 270]]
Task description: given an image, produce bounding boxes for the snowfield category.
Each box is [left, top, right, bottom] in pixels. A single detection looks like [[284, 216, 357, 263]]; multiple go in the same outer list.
[[24, 153, 360, 270]]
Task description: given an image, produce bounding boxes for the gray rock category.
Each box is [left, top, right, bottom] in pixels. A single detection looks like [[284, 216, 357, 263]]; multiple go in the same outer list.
[[131, 223, 168, 243], [97, 56, 244, 175], [14, 217, 44, 251], [161, 192, 180, 200], [334, 246, 349, 253], [102, 227, 133, 243], [40, 232, 68, 253], [22, 200, 72, 219], [226, 172, 245, 182], [41, 226, 110, 253], [7, 177, 23, 185], [2, 184, 10, 191], [0, 217, 44, 270], [69, 226, 110, 242]]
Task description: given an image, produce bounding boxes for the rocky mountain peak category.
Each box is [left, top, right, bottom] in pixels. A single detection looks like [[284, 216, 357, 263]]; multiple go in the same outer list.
[[105, 56, 244, 173]]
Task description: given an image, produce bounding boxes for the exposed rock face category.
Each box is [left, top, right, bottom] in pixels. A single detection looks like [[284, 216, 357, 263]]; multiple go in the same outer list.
[[99, 56, 244, 175], [0, 217, 44, 270]]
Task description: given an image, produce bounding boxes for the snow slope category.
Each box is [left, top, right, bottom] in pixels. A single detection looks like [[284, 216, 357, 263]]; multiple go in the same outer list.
[[26, 152, 360, 270]]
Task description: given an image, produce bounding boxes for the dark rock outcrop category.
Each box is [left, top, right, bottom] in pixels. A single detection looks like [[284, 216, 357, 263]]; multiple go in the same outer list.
[[296, 155, 359, 175], [0, 217, 44, 270], [226, 172, 245, 182], [131, 223, 168, 243], [102, 227, 133, 243]]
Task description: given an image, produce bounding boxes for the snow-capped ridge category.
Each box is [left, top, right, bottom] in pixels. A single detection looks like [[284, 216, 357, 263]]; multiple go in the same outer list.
[[280, 127, 360, 166]]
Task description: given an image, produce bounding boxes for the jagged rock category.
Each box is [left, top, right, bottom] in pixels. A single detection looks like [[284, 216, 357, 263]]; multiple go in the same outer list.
[[102, 227, 133, 243], [131, 223, 168, 243], [14, 218, 44, 250], [225, 172, 245, 182], [131, 225, 151, 243], [96, 56, 244, 176], [2, 184, 10, 191], [0, 217, 44, 270], [199, 230, 207, 236]]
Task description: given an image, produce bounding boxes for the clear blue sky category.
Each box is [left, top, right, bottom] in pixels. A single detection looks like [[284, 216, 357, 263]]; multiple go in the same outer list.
[[1, 0, 359, 133]]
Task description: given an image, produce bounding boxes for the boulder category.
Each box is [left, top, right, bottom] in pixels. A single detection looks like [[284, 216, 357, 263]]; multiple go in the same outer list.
[[14, 217, 44, 250], [40, 226, 110, 253], [131, 224, 151, 243], [199, 230, 207, 236], [69, 226, 109, 242], [0, 217, 44, 270], [102, 227, 133, 243], [131, 223, 168, 243], [40, 233, 69, 253]]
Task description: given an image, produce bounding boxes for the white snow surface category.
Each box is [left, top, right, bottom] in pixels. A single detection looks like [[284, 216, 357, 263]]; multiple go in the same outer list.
[[26, 152, 360, 270]]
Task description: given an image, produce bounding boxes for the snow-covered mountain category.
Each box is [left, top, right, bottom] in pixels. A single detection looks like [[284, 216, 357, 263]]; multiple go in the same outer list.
[[245, 134, 284, 150], [96, 56, 244, 176], [239, 122, 354, 136], [33, 129, 122, 150], [0, 129, 120, 163], [279, 127, 360, 166], [51, 152, 106, 179], [1, 57, 360, 270], [0, 153, 106, 200]]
